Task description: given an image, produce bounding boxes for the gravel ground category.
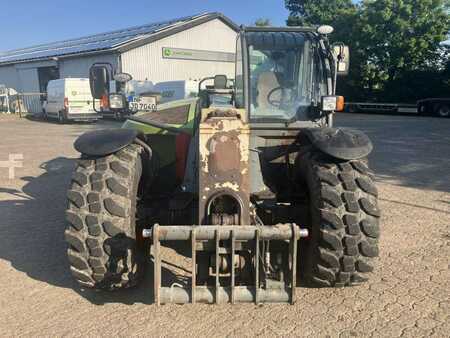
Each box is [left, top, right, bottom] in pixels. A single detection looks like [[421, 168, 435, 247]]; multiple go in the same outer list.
[[0, 113, 449, 337]]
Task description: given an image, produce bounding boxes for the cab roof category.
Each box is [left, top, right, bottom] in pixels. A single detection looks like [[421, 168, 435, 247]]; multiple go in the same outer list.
[[242, 27, 318, 49]]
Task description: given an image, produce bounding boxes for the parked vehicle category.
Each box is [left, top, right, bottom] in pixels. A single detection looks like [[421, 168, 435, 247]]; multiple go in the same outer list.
[[66, 25, 380, 304], [345, 102, 418, 115], [43, 78, 101, 123], [345, 98, 450, 118], [417, 98, 450, 118]]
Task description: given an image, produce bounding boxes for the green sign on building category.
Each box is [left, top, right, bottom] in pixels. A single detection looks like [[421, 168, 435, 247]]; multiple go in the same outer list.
[[162, 47, 234, 63]]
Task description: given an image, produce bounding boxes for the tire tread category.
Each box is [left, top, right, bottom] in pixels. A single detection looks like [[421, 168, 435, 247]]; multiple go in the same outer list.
[[64, 144, 146, 290], [299, 152, 380, 287]]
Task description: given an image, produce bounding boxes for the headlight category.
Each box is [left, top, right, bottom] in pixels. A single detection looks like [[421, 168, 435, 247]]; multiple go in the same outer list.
[[109, 94, 125, 109], [321, 96, 344, 112]]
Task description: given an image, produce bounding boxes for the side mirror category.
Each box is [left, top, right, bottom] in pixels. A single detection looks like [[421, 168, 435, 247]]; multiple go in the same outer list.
[[89, 65, 110, 99], [214, 74, 228, 89], [333, 44, 350, 76]]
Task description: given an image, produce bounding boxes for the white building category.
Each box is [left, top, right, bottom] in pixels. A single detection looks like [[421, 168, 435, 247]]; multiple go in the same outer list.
[[0, 13, 238, 112]]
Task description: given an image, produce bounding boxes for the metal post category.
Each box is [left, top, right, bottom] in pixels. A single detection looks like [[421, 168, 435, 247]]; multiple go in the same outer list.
[[17, 94, 22, 118], [231, 229, 236, 304], [215, 229, 220, 304], [153, 224, 161, 306], [191, 229, 196, 304], [6, 88, 10, 114], [255, 228, 260, 305], [291, 224, 298, 304]]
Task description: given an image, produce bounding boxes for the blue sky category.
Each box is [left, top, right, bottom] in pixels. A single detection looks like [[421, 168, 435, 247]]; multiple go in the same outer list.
[[0, 0, 290, 52]]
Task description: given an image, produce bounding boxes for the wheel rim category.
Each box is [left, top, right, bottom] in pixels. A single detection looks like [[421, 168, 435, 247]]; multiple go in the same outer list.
[[438, 106, 450, 117]]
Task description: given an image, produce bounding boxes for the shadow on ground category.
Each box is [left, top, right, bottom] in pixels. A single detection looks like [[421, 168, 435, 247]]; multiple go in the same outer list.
[[0, 156, 182, 305], [335, 114, 450, 192], [25, 114, 121, 137]]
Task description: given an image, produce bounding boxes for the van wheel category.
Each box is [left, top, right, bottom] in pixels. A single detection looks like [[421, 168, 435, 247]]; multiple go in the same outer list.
[[58, 111, 66, 124]]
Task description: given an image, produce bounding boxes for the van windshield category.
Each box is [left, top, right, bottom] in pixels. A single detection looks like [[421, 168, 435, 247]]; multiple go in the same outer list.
[[248, 37, 325, 122]]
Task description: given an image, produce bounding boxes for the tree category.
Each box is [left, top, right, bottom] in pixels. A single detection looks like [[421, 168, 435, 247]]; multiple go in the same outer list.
[[285, 0, 356, 27], [254, 18, 271, 26], [359, 0, 450, 81], [285, 0, 366, 99], [285, 0, 450, 101]]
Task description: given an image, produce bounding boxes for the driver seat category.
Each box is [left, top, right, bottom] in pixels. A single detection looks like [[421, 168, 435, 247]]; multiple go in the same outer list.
[[257, 71, 282, 109]]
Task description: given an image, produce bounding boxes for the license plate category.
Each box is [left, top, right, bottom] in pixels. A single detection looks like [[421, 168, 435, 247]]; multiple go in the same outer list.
[[129, 96, 157, 112], [70, 107, 83, 113]]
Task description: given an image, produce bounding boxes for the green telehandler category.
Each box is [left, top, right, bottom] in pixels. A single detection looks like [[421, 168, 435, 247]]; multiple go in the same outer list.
[[65, 25, 380, 304]]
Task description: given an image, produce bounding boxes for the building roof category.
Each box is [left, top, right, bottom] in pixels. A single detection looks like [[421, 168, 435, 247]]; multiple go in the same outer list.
[[0, 12, 238, 66]]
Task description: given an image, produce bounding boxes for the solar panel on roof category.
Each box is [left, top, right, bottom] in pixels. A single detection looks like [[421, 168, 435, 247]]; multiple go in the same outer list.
[[0, 13, 210, 64]]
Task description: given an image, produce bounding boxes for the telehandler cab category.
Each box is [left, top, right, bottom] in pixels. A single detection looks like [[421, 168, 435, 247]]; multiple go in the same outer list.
[[65, 25, 380, 304]]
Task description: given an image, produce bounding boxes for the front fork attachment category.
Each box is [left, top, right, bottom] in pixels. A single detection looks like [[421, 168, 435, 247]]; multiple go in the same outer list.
[[142, 224, 308, 305]]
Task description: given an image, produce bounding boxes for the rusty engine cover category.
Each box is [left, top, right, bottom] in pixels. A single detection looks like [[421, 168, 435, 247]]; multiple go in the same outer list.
[[198, 108, 250, 225]]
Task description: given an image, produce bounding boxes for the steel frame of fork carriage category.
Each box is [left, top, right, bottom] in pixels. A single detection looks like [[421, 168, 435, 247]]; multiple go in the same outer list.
[[142, 223, 309, 305]]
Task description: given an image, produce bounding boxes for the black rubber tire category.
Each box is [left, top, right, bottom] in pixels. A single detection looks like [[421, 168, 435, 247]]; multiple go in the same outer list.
[[297, 151, 381, 287], [65, 143, 147, 290], [417, 103, 425, 116], [436, 104, 450, 118]]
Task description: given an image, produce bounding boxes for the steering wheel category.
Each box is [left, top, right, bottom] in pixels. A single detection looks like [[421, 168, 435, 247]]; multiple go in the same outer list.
[[267, 87, 283, 107], [268, 86, 296, 108]]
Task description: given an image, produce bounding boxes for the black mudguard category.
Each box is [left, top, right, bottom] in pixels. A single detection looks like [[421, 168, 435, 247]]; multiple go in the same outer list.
[[302, 127, 373, 160], [74, 128, 140, 156]]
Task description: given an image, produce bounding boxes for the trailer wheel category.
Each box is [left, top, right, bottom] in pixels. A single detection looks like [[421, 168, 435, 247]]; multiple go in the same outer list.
[[296, 152, 380, 287], [436, 104, 450, 118], [65, 143, 148, 290], [417, 103, 426, 116]]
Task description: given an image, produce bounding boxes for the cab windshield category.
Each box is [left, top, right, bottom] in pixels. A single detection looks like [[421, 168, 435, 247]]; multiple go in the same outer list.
[[248, 37, 324, 122]]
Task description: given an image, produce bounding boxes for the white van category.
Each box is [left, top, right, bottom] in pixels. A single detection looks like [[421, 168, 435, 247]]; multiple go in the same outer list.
[[153, 80, 199, 103], [43, 78, 100, 122]]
